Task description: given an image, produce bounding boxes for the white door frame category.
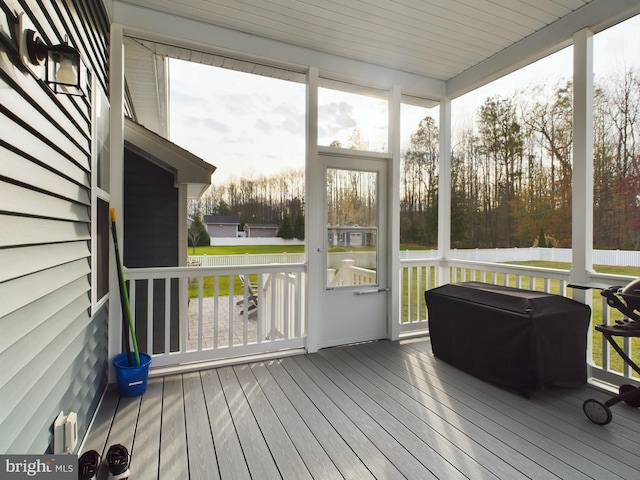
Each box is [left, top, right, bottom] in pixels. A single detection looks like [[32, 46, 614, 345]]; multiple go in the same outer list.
[[315, 150, 390, 348]]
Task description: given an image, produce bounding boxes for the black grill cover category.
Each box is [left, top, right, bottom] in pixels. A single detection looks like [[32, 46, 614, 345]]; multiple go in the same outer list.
[[425, 282, 591, 391]]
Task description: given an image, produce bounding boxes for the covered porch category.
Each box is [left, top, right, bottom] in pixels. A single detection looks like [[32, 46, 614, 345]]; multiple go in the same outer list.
[[4, 0, 640, 461], [83, 337, 640, 479], [104, 0, 640, 380]]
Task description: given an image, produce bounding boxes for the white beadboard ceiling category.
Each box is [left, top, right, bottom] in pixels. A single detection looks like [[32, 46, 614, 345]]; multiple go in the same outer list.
[[114, 0, 640, 133]]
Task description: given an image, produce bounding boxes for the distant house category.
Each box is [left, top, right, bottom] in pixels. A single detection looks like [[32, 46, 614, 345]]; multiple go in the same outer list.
[[244, 223, 279, 238], [328, 225, 378, 247], [204, 215, 240, 238]]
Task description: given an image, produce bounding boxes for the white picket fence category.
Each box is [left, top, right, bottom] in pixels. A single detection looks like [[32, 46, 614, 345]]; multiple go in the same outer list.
[[189, 253, 305, 266], [190, 247, 640, 268], [400, 247, 640, 266]]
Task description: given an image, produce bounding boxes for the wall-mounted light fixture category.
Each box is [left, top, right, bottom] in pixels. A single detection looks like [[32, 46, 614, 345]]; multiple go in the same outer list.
[[18, 13, 86, 96]]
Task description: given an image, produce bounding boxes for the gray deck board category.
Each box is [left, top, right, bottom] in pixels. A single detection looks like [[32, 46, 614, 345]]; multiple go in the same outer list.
[[249, 361, 344, 480], [390, 339, 631, 479], [183, 372, 219, 480], [341, 343, 564, 479], [234, 364, 313, 480], [281, 356, 405, 479], [317, 346, 522, 480], [81, 337, 640, 479], [129, 377, 163, 480], [355, 340, 590, 479], [159, 375, 189, 479], [382, 340, 626, 479], [200, 369, 250, 480], [217, 366, 282, 479], [301, 353, 464, 480], [263, 360, 375, 479]]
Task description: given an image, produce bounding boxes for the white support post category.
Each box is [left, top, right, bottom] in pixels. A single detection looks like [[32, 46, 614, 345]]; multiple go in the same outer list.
[[437, 98, 452, 286], [571, 28, 595, 305], [108, 23, 126, 382], [305, 66, 320, 353], [388, 85, 401, 340]]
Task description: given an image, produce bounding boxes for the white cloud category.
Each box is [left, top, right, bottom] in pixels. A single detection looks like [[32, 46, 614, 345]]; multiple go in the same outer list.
[[170, 60, 306, 184]]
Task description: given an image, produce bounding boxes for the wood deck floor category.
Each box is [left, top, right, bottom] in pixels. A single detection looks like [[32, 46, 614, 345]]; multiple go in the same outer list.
[[82, 337, 640, 479]]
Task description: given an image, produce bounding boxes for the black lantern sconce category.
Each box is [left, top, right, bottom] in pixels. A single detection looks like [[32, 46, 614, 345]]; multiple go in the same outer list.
[[19, 14, 86, 96]]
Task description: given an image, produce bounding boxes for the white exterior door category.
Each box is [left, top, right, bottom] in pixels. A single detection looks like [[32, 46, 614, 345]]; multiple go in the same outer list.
[[316, 152, 388, 348]]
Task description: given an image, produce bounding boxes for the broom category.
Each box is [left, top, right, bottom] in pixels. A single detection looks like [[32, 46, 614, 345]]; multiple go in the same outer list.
[[110, 208, 140, 367]]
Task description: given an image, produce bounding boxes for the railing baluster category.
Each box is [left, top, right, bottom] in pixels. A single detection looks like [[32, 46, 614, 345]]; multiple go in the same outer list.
[[283, 273, 290, 340], [197, 275, 204, 351], [227, 276, 234, 347], [270, 276, 277, 341], [147, 279, 153, 356], [213, 276, 220, 349], [164, 278, 171, 354]]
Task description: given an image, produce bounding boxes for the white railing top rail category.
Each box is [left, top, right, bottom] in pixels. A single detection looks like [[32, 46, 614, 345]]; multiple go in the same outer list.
[[446, 258, 572, 281], [400, 247, 640, 267], [125, 263, 306, 280], [400, 258, 441, 268], [588, 271, 638, 286]]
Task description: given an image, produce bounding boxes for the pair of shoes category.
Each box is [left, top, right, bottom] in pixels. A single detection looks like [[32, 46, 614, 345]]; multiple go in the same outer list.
[[106, 444, 130, 480], [78, 450, 100, 480]]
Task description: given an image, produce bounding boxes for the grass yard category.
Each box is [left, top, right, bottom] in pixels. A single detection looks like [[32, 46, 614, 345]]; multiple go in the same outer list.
[[187, 245, 302, 297]]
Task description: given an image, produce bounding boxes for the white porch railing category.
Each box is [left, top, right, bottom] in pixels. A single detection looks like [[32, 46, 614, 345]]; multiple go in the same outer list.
[[400, 257, 640, 390], [125, 254, 638, 388], [125, 263, 306, 370], [328, 259, 377, 286]]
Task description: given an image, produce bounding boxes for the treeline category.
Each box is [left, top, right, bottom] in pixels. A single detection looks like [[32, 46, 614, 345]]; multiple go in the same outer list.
[[189, 68, 640, 249], [403, 69, 640, 249], [189, 168, 305, 236]]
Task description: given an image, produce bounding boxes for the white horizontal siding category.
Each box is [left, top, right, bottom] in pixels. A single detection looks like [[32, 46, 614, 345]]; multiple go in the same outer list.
[[0, 113, 90, 184], [0, 243, 90, 283], [0, 259, 90, 318], [0, 76, 90, 162], [0, 146, 90, 205], [0, 182, 90, 221], [0, 215, 90, 247], [0, 277, 91, 354], [0, 0, 108, 454]]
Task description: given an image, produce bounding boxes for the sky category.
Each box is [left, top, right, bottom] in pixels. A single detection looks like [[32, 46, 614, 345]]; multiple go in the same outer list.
[[169, 14, 640, 186]]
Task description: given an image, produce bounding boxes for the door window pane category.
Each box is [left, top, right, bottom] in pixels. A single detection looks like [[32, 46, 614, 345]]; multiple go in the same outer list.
[[318, 85, 388, 152], [326, 168, 378, 287]]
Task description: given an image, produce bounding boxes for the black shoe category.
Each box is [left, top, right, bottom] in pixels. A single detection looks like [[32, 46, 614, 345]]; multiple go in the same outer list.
[[78, 450, 100, 480], [106, 444, 130, 479]]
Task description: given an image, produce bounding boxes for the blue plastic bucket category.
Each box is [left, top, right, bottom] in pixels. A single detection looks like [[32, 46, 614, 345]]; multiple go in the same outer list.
[[113, 353, 151, 397]]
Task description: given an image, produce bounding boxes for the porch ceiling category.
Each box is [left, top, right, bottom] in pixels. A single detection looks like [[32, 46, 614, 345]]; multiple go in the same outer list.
[[115, 0, 639, 97], [114, 0, 640, 139]]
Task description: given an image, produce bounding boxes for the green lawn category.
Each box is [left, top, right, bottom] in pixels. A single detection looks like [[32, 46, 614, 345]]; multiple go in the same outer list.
[[187, 246, 302, 297]]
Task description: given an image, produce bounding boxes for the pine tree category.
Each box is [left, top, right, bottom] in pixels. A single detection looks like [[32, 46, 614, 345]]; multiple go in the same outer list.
[[537, 227, 547, 248], [293, 212, 305, 240], [188, 211, 210, 252], [277, 214, 293, 239]]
